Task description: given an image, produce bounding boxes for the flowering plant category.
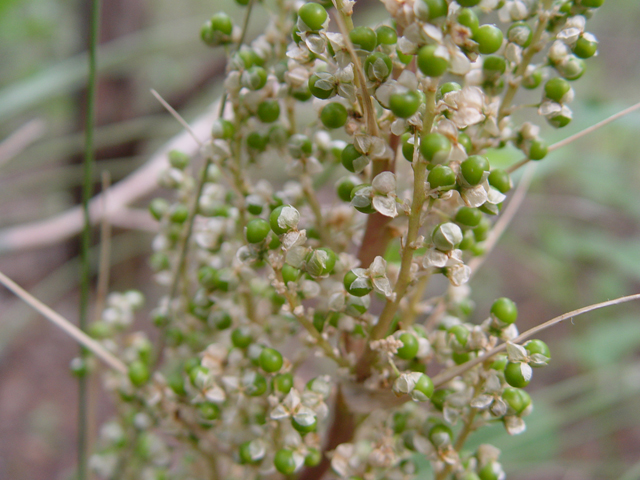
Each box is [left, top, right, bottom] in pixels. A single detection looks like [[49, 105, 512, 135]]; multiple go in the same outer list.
[[7, 0, 640, 479]]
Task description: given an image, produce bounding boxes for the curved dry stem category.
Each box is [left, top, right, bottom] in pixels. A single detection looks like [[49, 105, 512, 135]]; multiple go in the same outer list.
[[0, 108, 215, 253], [507, 100, 640, 174], [0, 270, 127, 374], [432, 293, 640, 388]]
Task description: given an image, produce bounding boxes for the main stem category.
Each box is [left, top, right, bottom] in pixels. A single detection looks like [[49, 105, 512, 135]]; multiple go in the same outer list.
[[355, 89, 437, 380]]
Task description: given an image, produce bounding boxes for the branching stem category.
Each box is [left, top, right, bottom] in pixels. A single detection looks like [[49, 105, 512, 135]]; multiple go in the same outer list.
[[432, 293, 640, 388]]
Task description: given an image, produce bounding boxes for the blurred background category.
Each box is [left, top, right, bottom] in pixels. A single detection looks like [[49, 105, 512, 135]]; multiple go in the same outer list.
[[0, 0, 639, 479]]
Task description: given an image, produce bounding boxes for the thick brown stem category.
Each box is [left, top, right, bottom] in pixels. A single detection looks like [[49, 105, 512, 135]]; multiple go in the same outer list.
[[298, 386, 355, 480]]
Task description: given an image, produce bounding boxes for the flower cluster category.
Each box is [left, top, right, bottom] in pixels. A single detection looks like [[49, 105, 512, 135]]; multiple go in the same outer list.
[[81, 0, 605, 479]]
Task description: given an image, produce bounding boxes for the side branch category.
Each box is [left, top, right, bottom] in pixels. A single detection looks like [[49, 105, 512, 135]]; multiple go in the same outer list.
[[432, 293, 640, 388]]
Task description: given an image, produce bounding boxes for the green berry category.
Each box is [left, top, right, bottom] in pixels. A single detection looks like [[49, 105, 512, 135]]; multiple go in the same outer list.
[[417, 44, 449, 77], [257, 100, 280, 123], [259, 347, 284, 373], [504, 361, 532, 388], [149, 198, 169, 221], [483, 55, 506, 76], [414, 373, 434, 400], [298, 3, 328, 31], [401, 132, 415, 162], [478, 461, 503, 480], [473, 218, 491, 242], [448, 324, 469, 347], [455, 207, 482, 227], [490, 297, 518, 324], [211, 310, 232, 330], [459, 230, 475, 250], [392, 412, 408, 433], [246, 372, 268, 396], [169, 150, 190, 169], [524, 339, 551, 366], [351, 183, 376, 214], [474, 25, 504, 55], [428, 165, 456, 189], [433, 222, 463, 251], [305, 247, 337, 277], [487, 169, 512, 194], [309, 74, 335, 99], [274, 372, 294, 394], [502, 387, 531, 414], [344, 270, 373, 297], [239, 440, 264, 464], [458, 132, 472, 153], [288, 134, 313, 158], [270, 205, 299, 235], [529, 139, 548, 160], [201, 13, 233, 46], [461, 155, 490, 186], [292, 415, 317, 433], [246, 218, 270, 243], [416, 0, 448, 19], [212, 119, 235, 139], [428, 424, 453, 446], [282, 264, 301, 284], [456, 0, 481, 6], [430, 389, 452, 411], [574, 34, 598, 58], [547, 109, 572, 128], [274, 449, 297, 475], [364, 52, 393, 82], [198, 402, 220, 420], [438, 82, 461, 101], [305, 448, 322, 467], [70, 357, 88, 377], [396, 49, 413, 64], [349, 26, 377, 52], [337, 176, 360, 202], [522, 69, 542, 89], [544, 77, 571, 102], [169, 204, 189, 223], [458, 8, 479, 34], [420, 132, 451, 164], [581, 0, 604, 7], [320, 102, 348, 129], [397, 332, 419, 360], [557, 55, 585, 81], [128, 360, 150, 387], [341, 143, 361, 173], [376, 25, 397, 45], [389, 90, 422, 118], [242, 66, 268, 90], [231, 327, 253, 348], [507, 21, 532, 47], [247, 131, 268, 151]]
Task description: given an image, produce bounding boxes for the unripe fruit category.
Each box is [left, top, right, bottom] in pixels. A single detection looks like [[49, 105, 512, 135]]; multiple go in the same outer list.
[[349, 26, 377, 52], [245, 218, 270, 243], [259, 347, 284, 373], [474, 25, 504, 55], [461, 155, 490, 186], [389, 91, 422, 118], [397, 332, 419, 360], [320, 102, 348, 129], [298, 3, 328, 31], [420, 133, 451, 164], [417, 45, 449, 77], [491, 297, 518, 324]]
